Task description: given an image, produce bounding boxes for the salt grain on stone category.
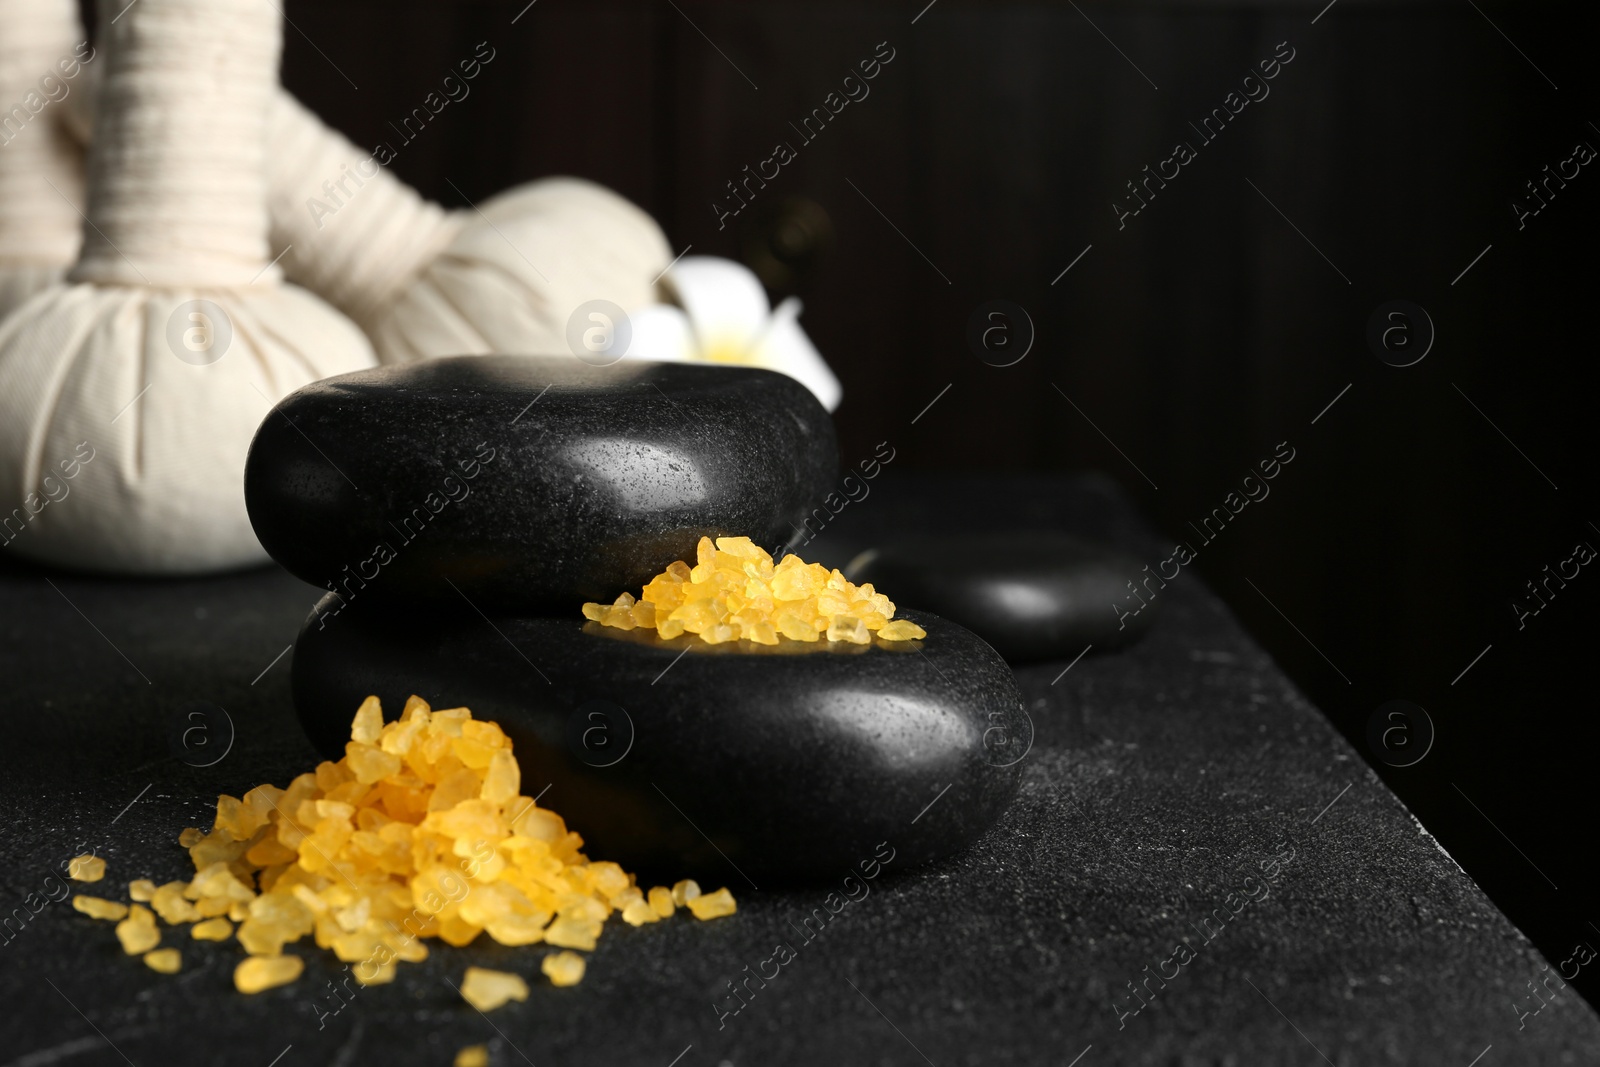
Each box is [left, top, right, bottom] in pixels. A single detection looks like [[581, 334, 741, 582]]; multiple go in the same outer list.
[[235, 955, 304, 994], [66, 854, 105, 882], [542, 951, 586, 987], [460, 966, 528, 1011], [687, 887, 738, 921], [648, 886, 676, 918], [114, 905, 160, 955], [71, 896, 127, 921], [143, 948, 181, 973]]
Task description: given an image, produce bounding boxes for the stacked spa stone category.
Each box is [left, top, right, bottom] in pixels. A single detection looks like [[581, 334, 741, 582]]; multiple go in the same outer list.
[[244, 356, 1029, 884]]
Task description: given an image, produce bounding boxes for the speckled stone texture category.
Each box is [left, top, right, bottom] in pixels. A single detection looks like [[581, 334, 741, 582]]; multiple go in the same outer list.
[[292, 601, 1025, 884], [1, 472, 1594, 1066], [243, 355, 838, 613]]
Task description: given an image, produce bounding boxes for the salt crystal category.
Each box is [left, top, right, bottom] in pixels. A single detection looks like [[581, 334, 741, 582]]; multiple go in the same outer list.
[[542, 950, 586, 987], [459, 966, 529, 1011]]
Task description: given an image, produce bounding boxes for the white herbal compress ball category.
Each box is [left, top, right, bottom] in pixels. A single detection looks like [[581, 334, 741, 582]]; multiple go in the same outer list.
[[65, 75, 673, 365], [0, 0, 87, 316], [0, 0, 376, 574], [265, 93, 672, 364]]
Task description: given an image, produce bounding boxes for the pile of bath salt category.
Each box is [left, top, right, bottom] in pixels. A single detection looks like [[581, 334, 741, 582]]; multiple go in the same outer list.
[[68, 695, 735, 1003], [584, 535, 927, 645]]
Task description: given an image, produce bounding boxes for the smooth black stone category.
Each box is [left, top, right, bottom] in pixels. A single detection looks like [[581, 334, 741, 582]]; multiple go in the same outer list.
[[844, 531, 1155, 662], [244, 355, 838, 614], [291, 596, 1027, 885]]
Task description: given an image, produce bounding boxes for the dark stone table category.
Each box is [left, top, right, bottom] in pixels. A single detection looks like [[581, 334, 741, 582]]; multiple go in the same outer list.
[[2, 472, 1593, 1066]]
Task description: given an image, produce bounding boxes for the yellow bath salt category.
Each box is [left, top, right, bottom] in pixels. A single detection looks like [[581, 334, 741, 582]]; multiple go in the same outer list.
[[455, 1046, 489, 1067], [876, 619, 926, 641], [671, 879, 700, 907], [543, 914, 600, 951], [620, 899, 658, 926], [582, 536, 927, 645], [71, 895, 128, 921], [114, 905, 160, 955], [235, 954, 303, 994], [128, 879, 156, 902], [192, 897, 231, 920], [144, 948, 182, 974], [78, 695, 733, 995], [542, 950, 586, 987], [150, 881, 199, 925], [460, 966, 528, 1011], [648, 886, 676, 918], [687, 887, 738, 921], [66, 854, 105, 882]]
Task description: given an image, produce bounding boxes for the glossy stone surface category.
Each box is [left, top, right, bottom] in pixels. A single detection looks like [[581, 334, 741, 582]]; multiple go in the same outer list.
[[244, 355, 838, 613], [292, 598, 1027, 884], [844, 531, 1155, 662]]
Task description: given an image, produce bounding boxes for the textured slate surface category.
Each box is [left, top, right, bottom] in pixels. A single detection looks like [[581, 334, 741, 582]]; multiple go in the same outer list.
[[1, 472, 1594, 1067]]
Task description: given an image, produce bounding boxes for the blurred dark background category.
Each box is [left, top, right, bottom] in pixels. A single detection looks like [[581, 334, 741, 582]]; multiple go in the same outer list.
[[95, 0, 1600, 1006]]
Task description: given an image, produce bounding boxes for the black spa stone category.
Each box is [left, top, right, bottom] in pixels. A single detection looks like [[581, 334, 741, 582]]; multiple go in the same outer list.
[[845, 531, 1155, 662], [244, 355, 838, 614], [291, 598, 1027, 885]]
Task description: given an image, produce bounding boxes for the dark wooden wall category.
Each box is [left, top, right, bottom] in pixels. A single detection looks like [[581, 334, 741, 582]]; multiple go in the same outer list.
[[85, 0, 1600, 1002]]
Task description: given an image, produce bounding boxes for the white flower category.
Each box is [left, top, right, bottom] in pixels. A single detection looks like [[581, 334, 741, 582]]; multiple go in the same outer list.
[[627, 256, 841, 411]]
